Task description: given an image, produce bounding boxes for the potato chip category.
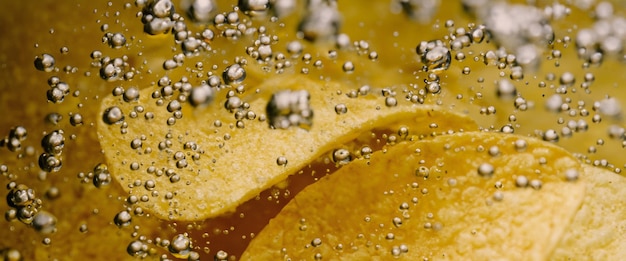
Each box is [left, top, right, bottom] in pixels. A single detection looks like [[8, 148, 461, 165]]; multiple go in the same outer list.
[[550, 164, 626, 260], [241, 132, 586, 260], [97, 74, 477, 221]]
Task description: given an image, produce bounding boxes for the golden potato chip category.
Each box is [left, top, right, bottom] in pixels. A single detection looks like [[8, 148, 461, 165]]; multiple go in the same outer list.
[[241, 132, 586, 260], [550, 164, 626, 260], [97, 74, 477, 221]]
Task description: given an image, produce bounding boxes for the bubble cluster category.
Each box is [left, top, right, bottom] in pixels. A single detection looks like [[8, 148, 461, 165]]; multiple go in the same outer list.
[[222, 63, 247, 85], [1, 126, 27, 152], [5, 183, 45, 227], [141, 0, 175, 35], [266, 90, 313, 129], [298, 0, 341, 41], [34, 53, 55, 72], [46, 79, 70, 103], [416, 40, 451, 72], [183, 0, 218, 23]]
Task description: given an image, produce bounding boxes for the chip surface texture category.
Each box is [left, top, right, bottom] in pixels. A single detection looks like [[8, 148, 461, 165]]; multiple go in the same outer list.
[[242, 132, 586, 260]]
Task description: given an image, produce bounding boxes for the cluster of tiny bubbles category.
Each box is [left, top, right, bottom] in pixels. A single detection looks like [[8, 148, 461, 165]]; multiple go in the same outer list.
[[297, 0, 341, 41], [92, 163, 112, 188], [38, 130, 65, 172], [238, 0, 270, 17], [0, 126, 28, 152], [478, 2, 557, 71], [399, 0, 440, 23], [126, 240, 149, 258], [575, 2, 626, 65], [5, 182, 55, 234], [34, 53, 56, 72], [97, 56, 130, 81], [222, 63, 247, 85], [46, 76, 70, 103], [246, 33, 283, 65], [138, 0, 176, 35], [181, 0, 218, 23], [168, 233, 193, 259], [102, 32, 127, 49], [416, 40, 451, 72], [266, 90, 313, 129], [188, 84, 215, 107]]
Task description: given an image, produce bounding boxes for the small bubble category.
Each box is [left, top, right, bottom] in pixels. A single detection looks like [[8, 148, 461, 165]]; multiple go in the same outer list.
[[559, 72, 575, 86], [385, 97, 398, 107], [477, 163, 494, 177], [342, 61, 355, 73], [276, 156, 288, 166], [542, 129, 559, 142], [334, 103, 347, 114], [515, 175, 529, 187], [514, 139, 528, 151], [529, 179, 542, 190], [564, 169, 579, 181]]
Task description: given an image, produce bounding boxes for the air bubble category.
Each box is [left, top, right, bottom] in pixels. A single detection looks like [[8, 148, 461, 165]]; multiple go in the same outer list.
[[342, 61, 355, 73], [477, 163, 494, 177], [32, 211, 57, 234], [332, 149, 351, 165], [334, 103, 347, 114]]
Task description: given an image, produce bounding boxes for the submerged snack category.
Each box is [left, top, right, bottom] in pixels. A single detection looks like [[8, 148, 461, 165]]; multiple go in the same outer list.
[[242, 132, 586, 260], [551, 164, 626, 260], [97, 74, 478, 221]]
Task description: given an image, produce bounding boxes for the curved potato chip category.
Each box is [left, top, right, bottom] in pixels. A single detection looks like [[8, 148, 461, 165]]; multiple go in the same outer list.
[[97, 74, 477, 221], [551, 165, 626, 260], [241, 132, 586, 260]]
